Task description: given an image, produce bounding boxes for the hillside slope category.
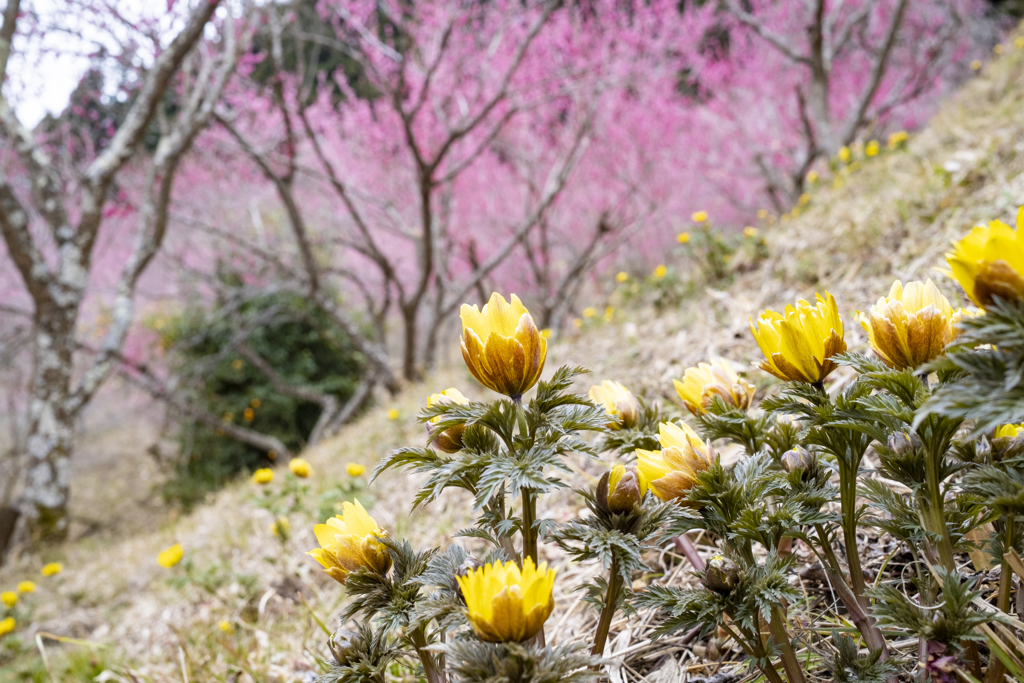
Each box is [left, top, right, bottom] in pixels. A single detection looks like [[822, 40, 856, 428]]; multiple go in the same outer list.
[[3, 39, 1024, 683]]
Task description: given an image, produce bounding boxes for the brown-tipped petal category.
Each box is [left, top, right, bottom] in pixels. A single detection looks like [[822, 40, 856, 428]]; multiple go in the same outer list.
[[975, 260, 1024, 307], [907, 305, 953, 367], [482, 333, 529, 397], [461, 333, 490, 389]]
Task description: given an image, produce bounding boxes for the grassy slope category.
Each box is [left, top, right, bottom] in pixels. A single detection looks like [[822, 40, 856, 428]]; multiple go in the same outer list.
[[3, 41, 1024, 683]]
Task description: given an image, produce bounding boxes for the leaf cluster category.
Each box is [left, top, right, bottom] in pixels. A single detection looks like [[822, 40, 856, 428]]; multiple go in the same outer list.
[[594, 396, 665, 456], [441, 640, 600, 683], [343, 538, 433, 634], [316, 623, 400, 683]]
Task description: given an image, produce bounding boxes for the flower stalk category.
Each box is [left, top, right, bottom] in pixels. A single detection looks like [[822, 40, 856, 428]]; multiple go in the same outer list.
[[591, 558, 623, 656]]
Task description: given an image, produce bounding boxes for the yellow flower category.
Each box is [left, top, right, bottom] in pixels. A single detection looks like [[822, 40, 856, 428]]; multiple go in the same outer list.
[[252, 468, 274, 485], [838, 146, 851, 163], [347, 463, 366, 477], [691, 211, 708, 223], [971, 59, 982, 70], [41, 563, 62, 577], [0, 617, 14, 637], [427, 388, 470, 453], [865, 140, 880, 157], [616, 271, 629, 283], [271, 517, 291, 538], [674, 359, 755, 415], [289, 458, 312, 478], [1016, 37, 1024, 49], [219, 620, 234, 634], [572, 318, 583, 328], [743, 226, 758, 238], [596, 464, 647, 514], [243, 407, 254, 422], [888, 131, 908, 149], [751, 292, 846, 384], [636, 422, 715, 503], [995, 424, 1024, 439], [540, 328, 552, 339], [798, 193, 810, 206], [460, 293, 547, 400], [859, 280, 963, 369], [456, 558, 556, 643], [677, 232, 691, 244], [806, 170, 818, 184], [757, 209, 768, 219], [387, 408, 399, 420], [1, 592, 16, 608], [589, 380, 640, 430], [653, 264, 667, 279], [604, 306, 615, 322], [946, 210, 1024, 308], [17, 582, 35, 593], [583, 307, 597, 318], [308, 500, 391, 584], [157, 544, 184, 568]]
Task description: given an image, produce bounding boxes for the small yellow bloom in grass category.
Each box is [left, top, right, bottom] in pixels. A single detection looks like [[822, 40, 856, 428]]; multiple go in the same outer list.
[[751, 292, 846, 384], [865, 140, 880, 157], [540, 328, 552, 339], [995, 424, 1024, 439], [653, 264, 667, 279], [457, 557, 556, 643], [387, 409, 399, 420], [805, 170, 818, 184], [994, 44, 1004, 55], [427, 388, 470, 453], [675, 359, 755, 415], [271, 517, 291, 538], [243, 407, 254, 422], [636, 422, 715, 503], [17, 581, 35, 593], [1, 592, 16, 608], [289, 458, 312, 478], [757, 209, 768, 219], [798, 193, 810, 206], [888, 131, 908, 149], [677, 232, 691, 244], [837, 146, 851, 163], [231, 359, 243, 370], [589, 380, 640, 430], [946, 209, 1024, 308], [971, 59, 982, 70], [616, 271, 629, 283], [691, 211, 708, 223], [859, 280, 963, 370], [252, 468, 274, 485], [308, 500, 392, 585], [158, 544, 184, 568], [1016, 37, 1024, 49], [604, 306, 615, 322], [743, 226, 758, 238], [0, 617, 14, 637], [219, 620, 234, 634], [582, 307, 597, 318], [460, 293, 547, 400], [41, 563, 62, 577], [251, 398, 262, 408], [347, 463, 366, 477], [572, 318, 583, 328]]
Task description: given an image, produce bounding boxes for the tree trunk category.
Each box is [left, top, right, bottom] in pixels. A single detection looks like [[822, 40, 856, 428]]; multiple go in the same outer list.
[[21, 303, 79, 543], [402, 304, 421, 382]]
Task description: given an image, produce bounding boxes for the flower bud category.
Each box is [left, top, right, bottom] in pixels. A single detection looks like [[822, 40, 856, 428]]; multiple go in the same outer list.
[[456, 556, 484, 579], [887, 431, 922, 456], [751, 292, 846, 384], [328, 628, 366, 666], [589, 381, 640, 429], [704, 555, 740, 594], [780, 447, 814, 477], [595, 464, 645, 514], [674, 359, 755, 415], [426, 388, 469, 453]]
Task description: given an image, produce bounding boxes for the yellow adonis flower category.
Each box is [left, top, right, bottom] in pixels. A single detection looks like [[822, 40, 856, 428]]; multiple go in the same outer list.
[[460, 293, 547, 400], [219, 620, 234, 634], [743, 226, 758, 238], [677, 232, 691, 244], [0, 617, 13, 637], [995, 424, 1024, 439], [616, 271, 629, 283], [946, 209, 1024, 308], [41, 563, 62, 577], [674, 359, 755, 415], [589, 380, 640, 430], [427, 388, 470, 453], [456, 558, 556, 643], [859, 279, 963, 370], [308, 500, 392, 585], [838, 146, 851, 163], [252, 468, 274, 485], [387, 408, 399, 420], [636, 422, 715, 503], [751, 292, 846, 384], [692, 211, 708, 223], [653, 265, 667, 279], [865, 140, 880, 157], [17, 581, 35, 593], [157, 544, 184, 568], [806, 170, 818, 184], [289, 458, 312, 478], [583, 307, 597, 318], [1, 592, 15, 608], [346, 463, 366, 477]]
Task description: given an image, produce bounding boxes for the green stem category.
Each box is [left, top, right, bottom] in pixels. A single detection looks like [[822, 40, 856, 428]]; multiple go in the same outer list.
[[745, 624, 787, 683], [838, 463, 869, 608], [411, 626, 444, 683], [521, 488, 537, 566], [591, 558, 623, 656], [983, 522, 1017, 683], [769, 604, 806, 683], [922, 447, 956, 571]]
